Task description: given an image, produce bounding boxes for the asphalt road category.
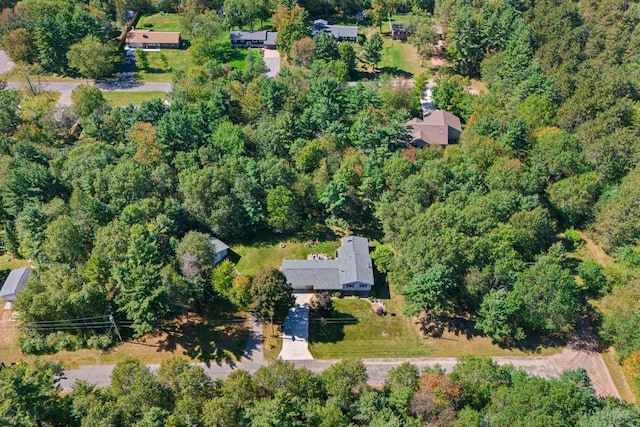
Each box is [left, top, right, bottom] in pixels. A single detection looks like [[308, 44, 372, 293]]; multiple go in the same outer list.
[[58, 355, 563, 392]]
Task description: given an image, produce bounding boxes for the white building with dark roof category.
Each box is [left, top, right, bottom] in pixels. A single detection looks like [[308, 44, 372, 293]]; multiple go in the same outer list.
[[211, 237, 230, 265], [0, 267, 30, 302], [282, 236, 374, 292]]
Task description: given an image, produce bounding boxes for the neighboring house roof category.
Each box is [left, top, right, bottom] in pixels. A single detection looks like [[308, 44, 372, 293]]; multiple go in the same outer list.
[[391, 23, 407, 32], [282, 236, 374, 290], [311, 19, 358, 39], [405, 110, 462, 145], [127, 30, 181, 45], [0, 267, 30, 300], [211, 237, 229, 254], [230, 30, 278, 43]]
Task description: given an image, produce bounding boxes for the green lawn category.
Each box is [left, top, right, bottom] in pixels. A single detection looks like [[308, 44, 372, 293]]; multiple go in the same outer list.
[[309, 298, 430, 358], [309, 286, 560, 359], [137, 13, 183, 32], [360, 24, 428, 79], [103, 91, 166, 106], [233, 239, 341, 276], [134, 49, 189, 82]]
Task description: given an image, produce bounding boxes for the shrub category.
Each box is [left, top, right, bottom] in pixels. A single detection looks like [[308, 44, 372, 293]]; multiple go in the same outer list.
[[564, 227, 583, 250], [577, 260, 610, 296], [332, 291, 342, 298], [86, 334, 117, 351], [20, 331, 53, 355]]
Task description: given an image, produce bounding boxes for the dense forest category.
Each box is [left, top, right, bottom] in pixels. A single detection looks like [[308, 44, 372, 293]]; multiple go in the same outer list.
[[3, 357, 640, 426], [0, 0, 639, 413]]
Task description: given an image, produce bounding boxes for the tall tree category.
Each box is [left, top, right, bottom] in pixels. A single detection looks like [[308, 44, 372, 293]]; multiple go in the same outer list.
[[250, 267, 295, 332], [363, 32, 384, 71], [67, 35, 114, 79]]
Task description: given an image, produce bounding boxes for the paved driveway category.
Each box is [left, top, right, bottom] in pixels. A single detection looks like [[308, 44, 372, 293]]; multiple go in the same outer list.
[[278, 293, 313, 360], [263, 49, 281, 78]]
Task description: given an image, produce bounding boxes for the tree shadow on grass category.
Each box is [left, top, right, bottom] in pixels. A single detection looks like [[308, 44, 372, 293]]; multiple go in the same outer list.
[[308, 309, 357, 344], [417, 313, 567, 354], [372, 268, 391, 299], [157, 305, 249, 366]]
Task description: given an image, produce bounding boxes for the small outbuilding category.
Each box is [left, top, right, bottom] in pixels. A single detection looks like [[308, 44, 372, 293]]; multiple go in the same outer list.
[[405, 110, 462, 147], [211, 238, 230, 265], [391, 23, 409, 41], [0, 267, 31, 303]]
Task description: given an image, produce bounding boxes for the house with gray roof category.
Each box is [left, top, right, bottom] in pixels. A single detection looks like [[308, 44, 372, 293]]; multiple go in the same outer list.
[[230, 30, 278, 49], [405, 110, 462, 147], [282, 236, 374, 292], [211, 237, 230, 265], [0, 267, 30, 302], [311, 19, 358, 42]]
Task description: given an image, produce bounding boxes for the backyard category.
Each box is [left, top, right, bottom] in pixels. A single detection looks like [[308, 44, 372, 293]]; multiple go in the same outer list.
[[137, 13, 183, 32], [233, 238, 341, 276]]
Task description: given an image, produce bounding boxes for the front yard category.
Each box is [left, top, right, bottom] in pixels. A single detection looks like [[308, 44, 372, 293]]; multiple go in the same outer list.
[[133, 49, 190, 82], [102, 91, 166, 106]]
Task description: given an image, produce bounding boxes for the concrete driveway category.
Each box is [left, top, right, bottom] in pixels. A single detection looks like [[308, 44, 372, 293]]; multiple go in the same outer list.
[[278, 293, 313, 360], [263, 49, 281, 78]]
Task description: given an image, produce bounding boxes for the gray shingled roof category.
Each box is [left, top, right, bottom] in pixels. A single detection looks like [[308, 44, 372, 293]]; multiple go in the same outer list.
[[282, 236, 374, 290], [311, 19, 358, 40], [0, 267, 30, 302], [281, 259, 341, 290], [211, 237, 229, 254], [231, 30, 267, 42], [337, 236, 374, 286]]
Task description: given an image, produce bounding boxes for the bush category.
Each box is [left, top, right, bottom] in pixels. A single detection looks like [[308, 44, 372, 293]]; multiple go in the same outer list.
[[86, 334, 117, 351], [46, 331, 83, 352], [577, 260, 610, 296], [564, 227, 583, 250], [20, 331, 54, 355], [332, 291, 342, 298]]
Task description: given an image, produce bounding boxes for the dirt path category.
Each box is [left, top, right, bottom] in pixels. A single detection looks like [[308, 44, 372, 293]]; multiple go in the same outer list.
[[580, 231, 614, 266], [548, 319, 620, 398]]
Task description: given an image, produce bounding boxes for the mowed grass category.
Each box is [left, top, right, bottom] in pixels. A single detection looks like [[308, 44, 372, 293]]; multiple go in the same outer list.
[[0, 255, 30, 273], [233, 240, 341, 276], [309, 298, 430, 358], [262, 323, 283, 361], [138, 13, 183, 32], [602, 348, 637, 404], [134, 49, 189, 82], [103, 91, 166, 106], [309, 288, 560, 359]]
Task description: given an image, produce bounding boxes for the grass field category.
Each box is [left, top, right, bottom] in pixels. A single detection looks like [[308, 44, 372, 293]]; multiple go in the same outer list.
[[0, 255, 30, 273], [308, 294, 560, 359], [233, 239, 341, 276], [138, 13, 183, 32], [103, 91, 165, 106], [134, 49, 189, 82], [602, 348, 636, 403]]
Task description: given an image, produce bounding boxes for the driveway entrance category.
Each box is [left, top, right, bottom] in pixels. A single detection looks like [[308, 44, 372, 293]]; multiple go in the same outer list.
[[278, 293, 313, 360]]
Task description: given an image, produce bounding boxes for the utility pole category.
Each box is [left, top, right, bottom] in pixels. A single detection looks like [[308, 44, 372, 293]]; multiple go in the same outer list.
[[109, 314, 123, 342]]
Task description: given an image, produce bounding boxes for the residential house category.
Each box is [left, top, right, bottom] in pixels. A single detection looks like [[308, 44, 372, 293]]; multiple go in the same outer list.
[[126, 30, 182, 49], [282, 236, 374, 292], [311, 19, 358, 42], [405, 110, 462, 147], [391, 23, 409, 41], [230, 30, 278, 49], [0, 267, 30, 303], [211, 237, 230, 265]]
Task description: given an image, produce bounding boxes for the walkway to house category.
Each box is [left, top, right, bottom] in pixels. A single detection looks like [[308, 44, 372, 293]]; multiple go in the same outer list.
[[263, 49, 281, 78], [278, 293, 313, 360]]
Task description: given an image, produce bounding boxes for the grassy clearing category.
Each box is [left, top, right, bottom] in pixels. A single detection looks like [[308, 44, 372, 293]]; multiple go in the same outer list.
[[360, 25, 427, 79], [134, 49, 189, 82], [602, 348, 636, 403], [0, 304, 248, 368], [262, 323, 283, 361], [103, 91, 166, 106], [0, 255, 30, 273], [3, 69, 84, 82], [233, 239, 341, 276], [138, 13, 183, 32]]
